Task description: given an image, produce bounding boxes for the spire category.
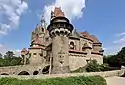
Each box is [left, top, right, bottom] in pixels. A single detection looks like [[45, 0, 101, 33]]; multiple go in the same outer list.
[[41, 12, 46, 28]]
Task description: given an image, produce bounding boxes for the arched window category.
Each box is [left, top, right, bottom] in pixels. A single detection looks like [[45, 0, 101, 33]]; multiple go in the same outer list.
[[18, 71, 30, 75], [1, 73, 9, 75], [70, 42, 75, 50], [82, 46, 85, 51], [42, 65, 50, 74], [42, 28, 44, 32], [33, 71, 39, 75]]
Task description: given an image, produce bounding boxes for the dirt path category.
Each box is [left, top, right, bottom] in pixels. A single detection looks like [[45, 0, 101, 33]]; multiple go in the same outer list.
[[105, 77, 125, 85]]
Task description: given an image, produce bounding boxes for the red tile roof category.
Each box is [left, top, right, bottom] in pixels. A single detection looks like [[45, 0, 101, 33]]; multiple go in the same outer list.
[[21, 48, 29, 55], [81, 31, 100, 43], [32, 38, 42, 45], [21, 48, 27, 52], [29, 46, 43, 49], [90, 35, 100, 43], [54, 7, 65, 17]]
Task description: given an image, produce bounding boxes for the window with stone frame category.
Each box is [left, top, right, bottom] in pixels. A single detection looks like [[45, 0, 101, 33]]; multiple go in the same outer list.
[[69, 42, 75, 50]]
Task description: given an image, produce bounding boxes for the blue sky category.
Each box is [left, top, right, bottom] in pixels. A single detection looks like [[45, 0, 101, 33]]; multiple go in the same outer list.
[[0, 0, 125, 55]]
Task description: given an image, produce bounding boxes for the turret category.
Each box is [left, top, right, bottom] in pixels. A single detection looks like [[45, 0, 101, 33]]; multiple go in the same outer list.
[[47, 7, 73, 74], [21, 48, 29, 65], [31, 13, 47, 45], [90, 35, 104, 55], [28, 38, 46, 65]]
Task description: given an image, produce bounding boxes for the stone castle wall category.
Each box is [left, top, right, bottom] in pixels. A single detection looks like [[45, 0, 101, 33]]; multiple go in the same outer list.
[[0, 69, 125, 80], [69, 53, 87, 71]]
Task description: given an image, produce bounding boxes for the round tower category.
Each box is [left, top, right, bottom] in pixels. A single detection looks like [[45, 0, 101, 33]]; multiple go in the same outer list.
[[47, 7, 73, 74]]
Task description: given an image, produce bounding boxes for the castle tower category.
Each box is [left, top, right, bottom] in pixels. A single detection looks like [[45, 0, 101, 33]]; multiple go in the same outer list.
[[28, 38, 46, 65], [47, 7, 74, 74], [31, 13, 47, 45], [21, 48, 29, 65]]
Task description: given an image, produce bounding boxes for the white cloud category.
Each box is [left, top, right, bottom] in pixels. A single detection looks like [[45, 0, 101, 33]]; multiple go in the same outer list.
[[115, 32, 125, 37], [0, 0, 28, 35], [43, 0, 86, 24], [103, 47, 120, 55], [113, 36, 125, 44], [107, 31, 125, 55], [0, 44, 21, 56], [114, 31, 125, 45]]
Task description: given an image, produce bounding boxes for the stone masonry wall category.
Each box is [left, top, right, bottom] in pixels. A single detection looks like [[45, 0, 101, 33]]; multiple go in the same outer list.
[[0, 69, 125, 80]]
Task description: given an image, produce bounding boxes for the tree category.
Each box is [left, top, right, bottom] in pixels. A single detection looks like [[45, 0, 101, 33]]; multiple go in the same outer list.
[[0, 53, 2, 59], [116, 47, 125, 66], [104, 47, 125, 67], [4, 51, 15, 58], [86, 60, 102, 72], [0, 51, 22, 67]]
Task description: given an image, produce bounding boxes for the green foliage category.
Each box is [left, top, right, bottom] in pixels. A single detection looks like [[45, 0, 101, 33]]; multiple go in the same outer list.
[[103, 55, 120, 67], [0, 76, 106, 85], [86, 60, 109, 72], [86, 60, 101, 72], [4, 51, 15, 58], [0, 51, 22, 67], [100, 63, 109, 71], [0, 56, 22, 67], [0, 53, 2, 59], [26, 58, 30, 64], [104, 47, 125, 67], [71, 60, 109, 73]]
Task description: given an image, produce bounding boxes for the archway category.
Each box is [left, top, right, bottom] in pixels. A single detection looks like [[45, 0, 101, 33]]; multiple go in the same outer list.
[[33, 71, 39, 75], [1, 73, 9, 75], [42, 65, 50, 74], [18, 71, 30, 75], [121, 72, 125, 77]]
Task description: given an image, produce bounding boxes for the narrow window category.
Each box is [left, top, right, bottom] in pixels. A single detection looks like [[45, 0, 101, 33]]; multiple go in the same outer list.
[[70, 42, 75, 50]]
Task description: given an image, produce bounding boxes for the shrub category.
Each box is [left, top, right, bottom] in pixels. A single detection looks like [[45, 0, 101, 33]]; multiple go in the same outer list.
[[0, 76, 106, 85], [86, 60, 109, 72]]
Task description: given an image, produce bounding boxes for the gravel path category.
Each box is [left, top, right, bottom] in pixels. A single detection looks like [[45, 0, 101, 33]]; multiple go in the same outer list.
[[105, 77, 125, 85]]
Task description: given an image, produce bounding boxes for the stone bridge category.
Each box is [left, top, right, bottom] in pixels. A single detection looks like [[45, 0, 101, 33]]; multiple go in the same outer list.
[[0, 64, 50, 75]]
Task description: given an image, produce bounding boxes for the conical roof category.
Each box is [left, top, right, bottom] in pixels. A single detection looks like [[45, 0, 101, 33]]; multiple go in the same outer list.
[[54, 7, 65, 17]]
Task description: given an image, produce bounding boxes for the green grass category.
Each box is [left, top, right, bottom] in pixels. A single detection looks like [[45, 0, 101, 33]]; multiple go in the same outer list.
[[0, 76, 106, 85]]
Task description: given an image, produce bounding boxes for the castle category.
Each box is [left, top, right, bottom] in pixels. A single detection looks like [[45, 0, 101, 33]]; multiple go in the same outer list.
[[21, 7, 104, 74]]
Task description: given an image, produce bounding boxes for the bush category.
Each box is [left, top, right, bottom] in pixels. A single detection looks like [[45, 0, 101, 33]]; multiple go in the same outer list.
[[0, 57, 22, 67], [0, 76, 106, 85], [86, 60, 109, 72]]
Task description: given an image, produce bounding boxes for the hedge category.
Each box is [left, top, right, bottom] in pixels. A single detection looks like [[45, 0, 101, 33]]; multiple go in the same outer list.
[[0, 76, 107, 85]]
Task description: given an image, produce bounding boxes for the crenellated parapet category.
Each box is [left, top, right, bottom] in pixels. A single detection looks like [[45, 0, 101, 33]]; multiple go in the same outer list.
[[47, 17, 73, 38]]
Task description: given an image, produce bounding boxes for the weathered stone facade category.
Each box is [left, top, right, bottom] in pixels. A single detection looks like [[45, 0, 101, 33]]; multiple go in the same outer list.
[[0, 7, 104, 75], [27, 7, 103, 73]]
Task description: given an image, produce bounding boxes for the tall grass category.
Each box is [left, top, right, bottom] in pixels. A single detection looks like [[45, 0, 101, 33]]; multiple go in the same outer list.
[[0, 76, 106, 85]]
